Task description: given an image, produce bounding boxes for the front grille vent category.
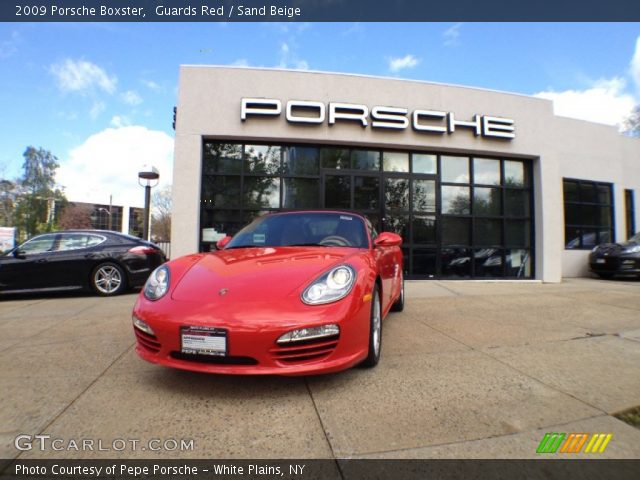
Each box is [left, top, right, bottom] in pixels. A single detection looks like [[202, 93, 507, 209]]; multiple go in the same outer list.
[[270, 335, 339, 364], [170, 352, 258, 365], [134, 329, 161, 353]]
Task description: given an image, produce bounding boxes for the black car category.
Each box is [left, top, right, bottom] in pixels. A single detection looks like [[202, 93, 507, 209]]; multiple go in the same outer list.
[[0, 230, 167, 296], [589, 232, 640, 279]]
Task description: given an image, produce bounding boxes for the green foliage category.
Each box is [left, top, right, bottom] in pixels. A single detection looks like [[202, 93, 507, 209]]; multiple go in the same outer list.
[[10, 147, 67, 240], [622, 105, 640, 137]]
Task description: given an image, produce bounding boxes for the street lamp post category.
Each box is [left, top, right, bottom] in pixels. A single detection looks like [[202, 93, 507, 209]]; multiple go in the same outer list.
[[138, 165, 159, 241]]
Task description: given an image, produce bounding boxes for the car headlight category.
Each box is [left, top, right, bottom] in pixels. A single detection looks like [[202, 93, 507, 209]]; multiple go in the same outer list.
[[301, 264, 356, 305], [623, 245, 640, 254], [277, 324, 340, 344], [592, 245, 600, 252], [144, 265, 170, 301]]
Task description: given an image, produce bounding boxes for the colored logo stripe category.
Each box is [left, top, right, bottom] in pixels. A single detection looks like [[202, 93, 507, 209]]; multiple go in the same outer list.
[[536, 433, 566, 453], [560, 433, 588, 453], [584, 433, 613, 453]]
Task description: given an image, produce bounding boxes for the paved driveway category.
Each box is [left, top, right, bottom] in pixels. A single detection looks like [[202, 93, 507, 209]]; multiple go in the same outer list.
[[1, 278, 639, 460]]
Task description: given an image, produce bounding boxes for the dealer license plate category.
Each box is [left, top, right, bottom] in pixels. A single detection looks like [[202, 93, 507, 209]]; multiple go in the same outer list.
[[596, 259, 606, 264], [181, 326, 227, 356]]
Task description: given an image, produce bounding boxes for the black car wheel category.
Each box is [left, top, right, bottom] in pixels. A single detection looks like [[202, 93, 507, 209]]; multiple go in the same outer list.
[[596, 272, 614, 280], [91, 262, 127, 296], [361, 285, 382, 368], [390, 272, 405, 312]]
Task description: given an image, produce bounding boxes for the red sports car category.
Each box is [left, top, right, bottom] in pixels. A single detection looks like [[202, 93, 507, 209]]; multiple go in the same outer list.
[[132, 211, 404, 375]]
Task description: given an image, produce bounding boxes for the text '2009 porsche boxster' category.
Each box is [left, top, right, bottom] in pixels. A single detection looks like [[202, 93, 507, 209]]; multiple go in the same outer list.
[[132, 211, 404, 375]]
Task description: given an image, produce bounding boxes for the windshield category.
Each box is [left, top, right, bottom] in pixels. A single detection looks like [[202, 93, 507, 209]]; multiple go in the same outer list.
[[225, 212, 369, 249], [630, 232, 640, 244]]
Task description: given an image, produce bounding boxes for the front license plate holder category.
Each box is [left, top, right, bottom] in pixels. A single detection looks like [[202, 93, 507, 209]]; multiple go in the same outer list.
[[596, 259, 606, 264], [181, 326, 227, 356]]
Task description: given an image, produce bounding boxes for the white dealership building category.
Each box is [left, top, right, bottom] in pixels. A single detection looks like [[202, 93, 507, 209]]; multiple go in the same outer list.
[[170, 66, 640, 282]]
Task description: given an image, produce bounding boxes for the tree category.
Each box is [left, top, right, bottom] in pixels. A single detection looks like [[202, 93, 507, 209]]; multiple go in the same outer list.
[[622, 105, 640, 137], [58, 203, 93, 230], [151, 185, 172, 242], [12, 147, 66, 239]]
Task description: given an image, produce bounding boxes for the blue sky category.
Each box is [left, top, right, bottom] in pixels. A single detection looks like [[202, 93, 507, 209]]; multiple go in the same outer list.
[[0, 22, 639, 207]]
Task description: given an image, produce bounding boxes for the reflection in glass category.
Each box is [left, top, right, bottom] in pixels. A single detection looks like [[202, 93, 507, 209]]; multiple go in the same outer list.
[[441, 156, 469, 183], [321, 148, 350, 169], [597, 185, 611, 204], [412, 248, 437, 277], [325, 175, 351, 208], [473, 158, 501, 185], [245, 145, 281, 175], [352, 150, 380, 170], [441, 247, 471, 278], [474, 187, 501, 215], [563, 180, 579, 202], [565, 226, 581, 249], [474, 218, 502, 245], [354, 176, 379, 210], [243, 177, 280, 208], [384, 214, 409, 241], [504, 160, 525, 187], [203, 143, 242, 174], [283, 178, 320, 209], [442, 217, 470, 245], [413, 215, 436, 244], [505, 249, 531, 278], [442, 186, 470, 214], [506, 220, 530, 247], [283, 146, 319, 175], [383, 152, 409, 172], [413, 179, 436, 212], [201, 176, 241, 207], [474, 248, 502, 277], [505, 189, 529, 217], [413, 154, 437, 174], [384, 178, 409, 211]]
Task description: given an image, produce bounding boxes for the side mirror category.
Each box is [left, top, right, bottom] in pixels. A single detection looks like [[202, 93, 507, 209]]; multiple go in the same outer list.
[[216, 236, 232, 250], [13, 249, 26, 259], [374, 232, 402, 248]]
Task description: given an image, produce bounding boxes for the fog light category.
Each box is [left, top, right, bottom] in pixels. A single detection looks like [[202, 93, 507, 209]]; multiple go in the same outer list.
[[132, 315, 155, 335], [277, 324, 340, 344]]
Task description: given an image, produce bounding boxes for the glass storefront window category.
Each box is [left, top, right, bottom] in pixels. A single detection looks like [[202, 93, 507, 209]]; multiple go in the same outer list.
[[201, 176, 241, 207], [442, 186, 470, 215], [505, 249, 531, 278], [354, 176, 379, 210], [474, 249, 503, 277], [324, 175, 351, 208], [384, 178, 410, 210], [505, 220, 530, 247], [441, 247, 471, 278], [473, 158, 501, 185], [384, 214, 409, 240], [383, 152, 409, 172], [321, 148, 350, 169], [504, 160, 525, 187], [505, 189, 530, 217], [413, 215, 436, 244], [474, 218, 502, 246], [413, 179, 436, 212], [203, 143, 243, 174], [245, 145, 281, 175], [442, 217, 470, 245], [352, 150, 380, 170], [474, 187, 501, 216], [282, 178, 320, 209], [412, 248, 437, 277], [441, 156, 469, 183], [563, 179, 614, 249], [412, 154, 437, 174], [283, 146, 319, 175], [243, 177, 280, 208]]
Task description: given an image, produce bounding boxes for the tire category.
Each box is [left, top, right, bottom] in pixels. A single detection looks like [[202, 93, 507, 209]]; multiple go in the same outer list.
[[361, 285, 382, 368], [390, 272, 405, 312], [91, 262, 127, 296], [596, 272, 614, 280]]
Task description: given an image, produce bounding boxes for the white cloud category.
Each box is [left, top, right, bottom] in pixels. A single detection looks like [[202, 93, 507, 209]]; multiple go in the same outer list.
[[141, 79, 162, 91], [630, 36, 640, 90], [50, 58, 117, 94], [110, 115, 131, 128], [57, 126, 174, 208], [121, 90, 142, 106], [0, 30, 20, 59], [534, 78, 635, 126], [89, 101, 106, 119], [276, 42, 309, 70], [231, 59, 250, 67], [389, 54, 419, 73], [443, 23, 462, 47]]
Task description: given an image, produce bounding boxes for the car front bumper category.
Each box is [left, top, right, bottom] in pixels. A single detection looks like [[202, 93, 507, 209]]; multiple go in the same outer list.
[[589, 253, 640, 275], [131, 291, 372, 376]]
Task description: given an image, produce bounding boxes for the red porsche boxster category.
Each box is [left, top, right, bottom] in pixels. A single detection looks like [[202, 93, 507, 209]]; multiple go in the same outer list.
[[132, 211, 404, 375]]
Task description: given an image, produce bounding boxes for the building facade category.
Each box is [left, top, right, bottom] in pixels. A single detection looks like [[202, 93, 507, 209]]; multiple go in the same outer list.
[[172, 66, 640, 282]]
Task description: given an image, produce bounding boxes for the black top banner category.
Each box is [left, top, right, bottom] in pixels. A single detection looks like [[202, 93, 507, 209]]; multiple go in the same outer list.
[[3, 0, 640, 22]]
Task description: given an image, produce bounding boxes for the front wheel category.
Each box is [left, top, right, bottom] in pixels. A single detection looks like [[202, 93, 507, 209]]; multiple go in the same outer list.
[[91, 262, 127, 296], [596, 272, 614, 280], [361, 285, 382, 368]]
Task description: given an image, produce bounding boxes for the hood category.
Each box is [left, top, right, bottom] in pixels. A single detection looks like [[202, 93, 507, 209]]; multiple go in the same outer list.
[[171, 246, 362, 303]]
